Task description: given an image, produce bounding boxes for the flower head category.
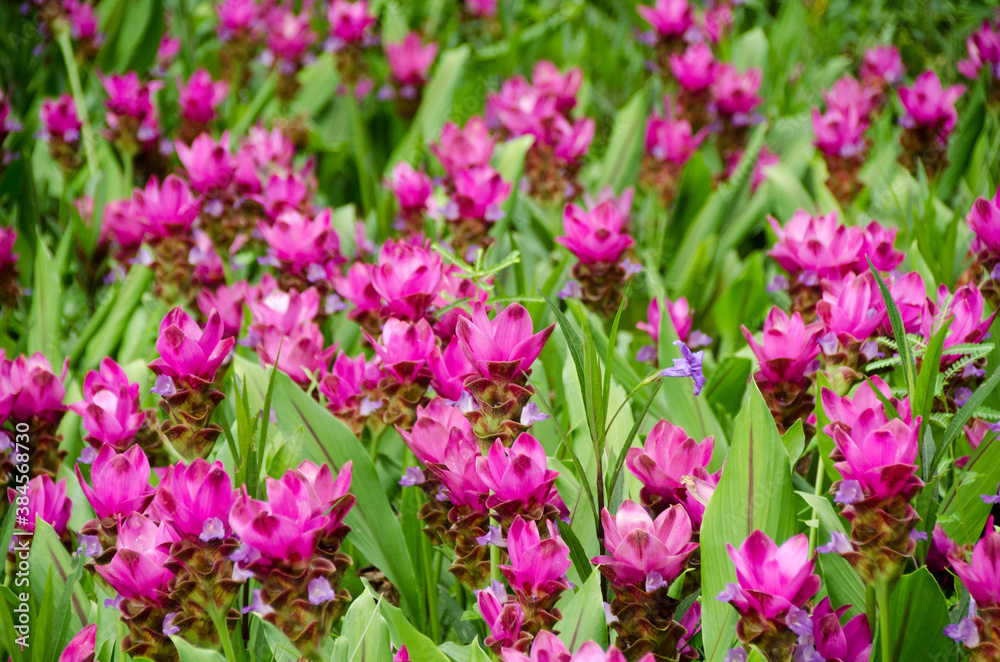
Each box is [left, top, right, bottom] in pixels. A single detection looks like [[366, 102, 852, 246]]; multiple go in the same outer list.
[[148, 307, 236, 384], [557, 197, 634, 265], [327, 0, 375, 45], [831, 410, 922, 503], [390, 162, 434, 212], [177, 69, 228, 125], [130, 174, 200, 238], [898, 71, 965, 138], [432, 117, 495, 177], [711, 65, 763, 119], [499, 516, 571, 601], [399, 398, 474, 466], [6, 475, 71, 536], [949, 517, 1000, 611], [367, 318, 436, 383], [670, 42, 716, 92], [593, 500, 698, 589], [386, 33, 438, 86], [456, 303, 555, 382], [767, 210, 864, 280], [96, 513, 177, 602], [176, 132, 236, 194], [68, 357, 144, 450], [40, 94, 82, 143], [479, 581, 526, 653], [637, 0, 694, 39], [862, 45, 904, 86], [722, 531, 820, 622], [76, 445, 155, 521], [477, 434, 559, 516], [2, 352, 68, 425], [370, 239, 443, 320], [58, 624, 97, 662], [153, 459, 236, 540], [742, 308, 822, 384]]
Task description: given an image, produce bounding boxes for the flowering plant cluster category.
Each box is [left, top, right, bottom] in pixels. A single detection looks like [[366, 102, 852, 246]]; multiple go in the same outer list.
[[5, 2, 1000, 662]]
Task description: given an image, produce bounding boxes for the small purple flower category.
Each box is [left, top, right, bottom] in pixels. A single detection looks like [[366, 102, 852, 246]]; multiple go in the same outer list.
[[860, 340, 884, 361], [717, 582, 739, 603], [475, 524, 507, 548], [982, 485, 1000, 504], [956, 387, 973, 408], [963, 363, 987, 379], [78, 446, 98, 464], [398, 466, 425, 487], [944, 618, 980, 648], [660, 341, 705, 395], [818, 331, 839, 356], [834, 479, 863, 505], [559, 280, 583, 299], [604, 602, 619, 625], [817, 531, 852, 555], [77, 534, 103, 558], [150, 375, 177, 398], [359, 397, 383, 416], [767, 274, 789, 292], [519, 402, 549, 426], [786, 605, 813, 637], [621, 258, 643, 278], [308, 577, 338, 605], [910, 529, 929, 542], [636, 344, 657, 363], [199, 517, 226, 542], [645, 571, 669, 592], [162, 612, 180, 636], [232, 564, 255, 582], [105, 594, 124, 610], [724, 648, 749, 662], [242, 588, 275, 616]]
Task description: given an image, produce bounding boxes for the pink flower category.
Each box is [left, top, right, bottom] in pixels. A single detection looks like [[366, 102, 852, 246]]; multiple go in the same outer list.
[[432, 117, 495, 176], [968, 188, 1000, 256], [636, 296, 695, 345], [499, 516, 571, 601], [532, 61, 583, 114], [741, 308, 823, 384], [99, 199, 144, 252], [857, 220, 905, 272], [327, 0, 375, 44], [861, 45, 904, 86], [293, 460, 355, 539], [882, 272, 928, 335], [266, 8, 316, 64], [949, 517, 1000, 610], [390, 162, 434, 211], [426, 425, 489, 510], [153, 459, 236, 540], [557, 198, 634, 264], [399, 398, 474, 466], [464, 0, 497, 18], [646, 107, 705, 164], [65, 0, 101, 43], [767, 209, 864, 280], [40, 94, 81, 143], [76, 445, 155, 521], [958, 22, 1000, 80], [807, 598, 873, 662], [823, 76, 880, 120], [452, 164, 511, 222], [486, 77, 556, 140], [456, 303, 555, 381], [429, 336, 474, 401], [370, 239, 443, 320], [931, 283, 997, 351], [386, 33, 438, 86], [625, 419, 717, 525], [334, 262, 380, 319], [58, 624, 97, 662], [815, 271, 886, 344], [479, 581, 524, 652], [637, 0, 694, 38], [721, 531, 820, 621], [367, 318, 436, 383], [319, 351, 376, 416], [96, 513, 176, 601], [593, 500, 698, 589], [553, 115, 595, 164], [670, 42, 716, 92], [260, 208, 342, 272], [812, 106, 867, 158], [176, 132, 236, 194], [831, 410, 922, 503], [68, 358, 143, 451], [254, 323, 335, 384], [130, 174, 200, 238], [197, 281, 246, 338], [177, 69, 228, 125], [898, 70, 965, 138], [148, 307, 236, 383], [6, 474, 71, 536], [477, 434, 559, 515], [228, 473, 328, 566], [711, 65, 763, 119], [1, 353, 68, 425], [502, 631, 651, 662], [247, 277, 321, 333], [217, 0, 258, 38], [822, 375, 912, 433], [101, 72, 159, 119], [0, 226, 17, 271], [259, 172, 309, 219]]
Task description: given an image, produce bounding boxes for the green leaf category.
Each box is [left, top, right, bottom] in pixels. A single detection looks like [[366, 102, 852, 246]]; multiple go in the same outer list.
[[43, 554, 84, 662], [492, 134, 534, 219], [235, 358, 421, 627], [797, 492, 865, 617], [27, 236, 61, 366], [592, 88, 647, 193], [336, 587, 391, 662], [78, 265, 152, 369], [171, 637, 229, 662], [557, 518, 593, 582], [868, 260, 917, 402], [781, 419, 805, 468], [913, 318, 951, 463], [555, 569, 608, 651], [700, 382, 798, 662], [936, 366, 1000, 460], [385, 46, 471, 174], [542, 293, 588, 406], [380, 602, 450, 662], [937, 435, 1000, 545], [28, 521, 87, 636], [884, 568, 951, 662]]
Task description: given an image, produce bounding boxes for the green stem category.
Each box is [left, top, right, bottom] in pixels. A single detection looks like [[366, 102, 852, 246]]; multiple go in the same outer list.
[[875, 581, 894, 662], [55, 29, 97, 179], [490, 541, 501, 584], [865, 584, 876, 636], [808, 452, 825, 553], [209, 606, 238, 662]]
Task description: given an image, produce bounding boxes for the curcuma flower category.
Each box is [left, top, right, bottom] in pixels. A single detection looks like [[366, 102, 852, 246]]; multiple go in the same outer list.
[[948, 518, 1000, 650], [477, 433, 559, 526], [58, 623, 97, 662], [501, 630, 656, 661], [432, 117, 495, 178], [897, 70, 965, 177], [593, 500, 698, 660], [369, 239, 443, 322], [500, 516, 571, 633], [176, 132, 236, 196], [6, 474, 72, 537], [797, 597, 872, 662], [720, 531, 820, 659], [153, 459, 236, 540], [625, 419, 717, 526], [176, 69, 228, 135], [457, 303, 554, 446], [479, 581, 529, 655], [76, 444, 155, 524], [69, 358, 144, 451]]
